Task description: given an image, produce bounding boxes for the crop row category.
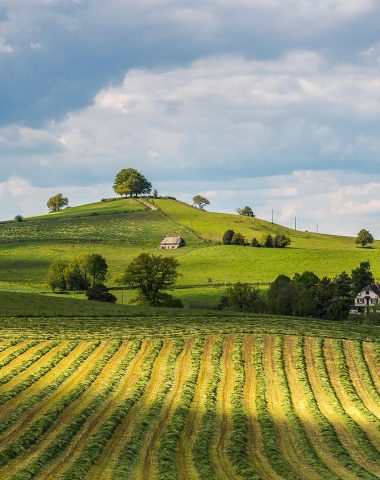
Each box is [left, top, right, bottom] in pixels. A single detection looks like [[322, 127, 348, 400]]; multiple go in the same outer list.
[[0, 334, 377, 479]]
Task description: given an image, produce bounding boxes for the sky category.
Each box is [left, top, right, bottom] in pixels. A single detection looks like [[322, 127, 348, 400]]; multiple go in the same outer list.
[[1, 0, 380, 236]]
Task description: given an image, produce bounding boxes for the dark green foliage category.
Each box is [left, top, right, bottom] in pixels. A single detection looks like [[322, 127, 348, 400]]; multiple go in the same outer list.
[[222, 229, 235, 245], [122, 253, 180, 306], [231, 232, 246, 245], [351, 261, 374, 295], [263, 234, 274, 248], [223, 282, 263, 312], [86, 284, 117, 303], [64, 258, 90, 291], [328, 271, 353, 321], [113, 168, 152, 197], [47, 259, 68, 291], [14, 214, 24, 222], [273, 234, 291, 248], [251, 237, 260, 247], [47, 193, 69, 212], [315, 277, 335, 319], [83, 253, 108, 286], [355, 229, 374, 248]]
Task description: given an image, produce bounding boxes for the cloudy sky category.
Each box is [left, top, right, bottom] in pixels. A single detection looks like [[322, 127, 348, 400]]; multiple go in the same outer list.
[[1, 0, 380, 235]]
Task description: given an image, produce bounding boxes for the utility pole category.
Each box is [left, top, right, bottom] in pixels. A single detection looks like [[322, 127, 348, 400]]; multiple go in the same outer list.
[[294, 217, 297, 231], [316, 224, 319, 234], [271, 209, 274, 224]]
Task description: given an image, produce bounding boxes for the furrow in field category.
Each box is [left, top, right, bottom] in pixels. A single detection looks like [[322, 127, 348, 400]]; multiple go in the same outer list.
[[0, 340, 108, 475], [59, 340, 165, 480], [344, 340, 380, 420], [243, 334, 283, 480], [38, 340, 151, 479], [324, 339, 380, 450], [0, 341, 64, 392], [362, 342, 380, 395], [0, 341, 96, 446], [210, 334, 242, 480], [304, 336, 380, 478], [284, 336, 360, 480], [176, 336, 215, 480], [0, 340, 23, 361], [0, 340, 41, 371], [0, 341, 87, 434], [133, 338, 195, 480], [263, 335, 325, 480]]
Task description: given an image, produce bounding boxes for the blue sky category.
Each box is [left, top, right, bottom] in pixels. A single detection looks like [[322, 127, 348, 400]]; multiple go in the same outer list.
[[1, 0, 380, 235]]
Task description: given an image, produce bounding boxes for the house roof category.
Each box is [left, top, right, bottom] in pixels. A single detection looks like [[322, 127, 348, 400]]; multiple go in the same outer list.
[[359, 284, 380, 296], [161, 236, 183, 245]]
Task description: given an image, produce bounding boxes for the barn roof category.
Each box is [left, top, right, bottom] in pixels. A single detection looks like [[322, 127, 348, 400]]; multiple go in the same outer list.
[[161, 236, 183, 245]]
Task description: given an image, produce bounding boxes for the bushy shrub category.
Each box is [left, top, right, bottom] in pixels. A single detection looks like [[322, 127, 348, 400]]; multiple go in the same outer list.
[[86, 284, 117, 303]]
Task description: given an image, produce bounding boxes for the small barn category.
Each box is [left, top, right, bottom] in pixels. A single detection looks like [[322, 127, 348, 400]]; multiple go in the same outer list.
[[160, 236, 186, 250]]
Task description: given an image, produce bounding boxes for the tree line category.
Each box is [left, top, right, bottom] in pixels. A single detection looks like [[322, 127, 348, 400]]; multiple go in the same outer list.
[[218, 261, 374, 320], [222, 229, 291, 248]]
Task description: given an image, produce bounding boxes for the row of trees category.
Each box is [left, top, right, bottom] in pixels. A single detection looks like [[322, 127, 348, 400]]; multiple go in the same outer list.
[[222, 230, 291, 248], [219, 261, 374, 320]]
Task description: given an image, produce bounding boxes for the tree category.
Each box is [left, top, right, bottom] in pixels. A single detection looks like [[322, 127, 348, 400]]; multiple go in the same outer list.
[[122, 253, 180, 306], [263, 234, 274, 248], [293, 271, 320, 289], [273, 234, 291, 248], [355, 229, 374, 248], [47, 194, 69, 213], [192, 195, 210, 210], [86, 284, 117, 303], [64, 258, 90, 291], [14, 214, 24, 222], [223, 283, 262, 311], [267, 275, 294, 315], [351, 261, 374, 296], [113, 168, 152, 197], [47, 259, 68, 291], [153, 189, 158, 198], [236, 206, 255, 217], [328, 272, 353, 320], [231, 232, 246, 245], [315, 277, 335, 319], [251, 237, 260, 247], [222, 230, 235, 245], [82, 253, 108, 286]]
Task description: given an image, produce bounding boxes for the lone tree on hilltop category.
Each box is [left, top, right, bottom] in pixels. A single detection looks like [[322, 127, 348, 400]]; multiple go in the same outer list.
[[236, 206, 255, 217], [193, 195, 210, 210], [14, 214, 24, 222], [122, 253, 180, 306], [355, 229, 374, 248], [113, 168, 152, 197], [47, 193, 69, 212]]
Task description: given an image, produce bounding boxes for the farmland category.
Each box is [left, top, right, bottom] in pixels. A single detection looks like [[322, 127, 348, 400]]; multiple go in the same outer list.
[[0, 314, 377, 479]]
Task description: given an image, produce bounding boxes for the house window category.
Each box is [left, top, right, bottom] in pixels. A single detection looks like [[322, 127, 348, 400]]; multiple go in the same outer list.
[[357, 298, 364, 304], [366, 290, 370, 294]]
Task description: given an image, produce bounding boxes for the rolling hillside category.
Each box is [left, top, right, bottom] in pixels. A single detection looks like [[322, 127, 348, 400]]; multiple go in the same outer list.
[[0, 197, 379, 305]]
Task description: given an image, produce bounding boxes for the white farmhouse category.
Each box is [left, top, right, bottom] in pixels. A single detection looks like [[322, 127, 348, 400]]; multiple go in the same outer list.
[[354, 284, 380, 313]]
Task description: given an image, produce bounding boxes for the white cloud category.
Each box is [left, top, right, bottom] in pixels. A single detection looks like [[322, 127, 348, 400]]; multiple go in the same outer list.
[[0, 38, 15, 54]]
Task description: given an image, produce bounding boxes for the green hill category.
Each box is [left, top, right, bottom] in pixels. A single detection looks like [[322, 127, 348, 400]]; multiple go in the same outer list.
[[0, 197, 379, 306]]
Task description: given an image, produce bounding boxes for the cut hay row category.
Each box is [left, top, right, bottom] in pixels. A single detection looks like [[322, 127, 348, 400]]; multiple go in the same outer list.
[[192, 337, 223, 479], [344, 341, 380, 420], [284, 336, 364, 480], [113, 339, 184, 480], [33, 339, 136, 479], [304, 337, 380, 478], [362, 342, 380, 395], [0, 340, 40, 370], [135, 338, 196, 480], [228, 335, 259, 479], [0, 341, 62, 391], [89, 339, 170, 480], [176, 336, 216, 480], [0, 339, 25, 361], [0, 333, 376, 479], [210, 334, 241, 480], [0, 340, 111, 476], [263, 335, 327, 480], [323, 339, 380, 451], [242, 334, 282, 480], [157, 338, 203, 480], [0, 341, 90, 437]]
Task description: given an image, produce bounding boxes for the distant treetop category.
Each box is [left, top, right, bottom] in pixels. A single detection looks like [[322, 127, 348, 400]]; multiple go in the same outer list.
[[192, 194, 210, 210], [47, 193, 69, 213], [236, 206, 255, 217], [113, 168, 152, 197]]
